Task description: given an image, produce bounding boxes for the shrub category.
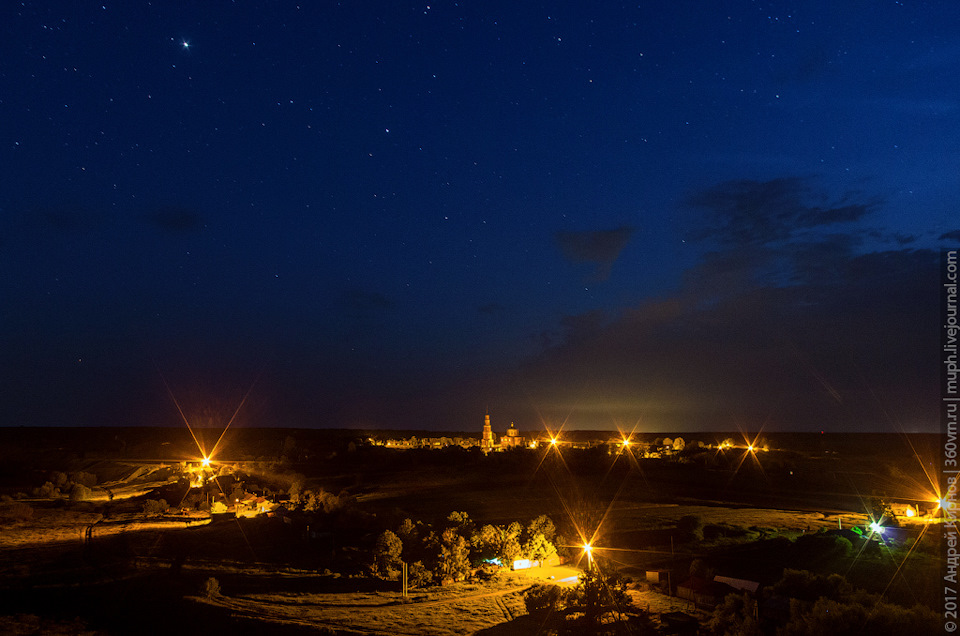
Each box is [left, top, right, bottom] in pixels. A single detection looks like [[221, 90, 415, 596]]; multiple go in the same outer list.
[[142, 498, 168, 516], [374, 529, 404, 579], [33, 481, 57, 498], [70, 484, 92, 501], [677, 514, 703, 541], [703, 524, 724, 541], [202, 577, 221, 597], [524, 584, 564, 615], [407, 561, 431, 589]]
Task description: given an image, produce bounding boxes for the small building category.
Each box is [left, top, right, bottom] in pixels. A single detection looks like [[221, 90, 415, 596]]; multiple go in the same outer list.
[[676, 576, 738, 607], [713, 576, 760, 595]]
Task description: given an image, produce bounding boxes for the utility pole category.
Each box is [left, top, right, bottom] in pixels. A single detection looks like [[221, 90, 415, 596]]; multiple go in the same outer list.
[[402, 561, 408, 597]]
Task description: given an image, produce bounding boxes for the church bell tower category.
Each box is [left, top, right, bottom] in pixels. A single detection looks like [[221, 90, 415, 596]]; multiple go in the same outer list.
[[481, 411, 495, 452]]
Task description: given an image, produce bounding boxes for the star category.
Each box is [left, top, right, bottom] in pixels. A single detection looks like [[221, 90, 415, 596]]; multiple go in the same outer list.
[[181, 40, 190, 49]]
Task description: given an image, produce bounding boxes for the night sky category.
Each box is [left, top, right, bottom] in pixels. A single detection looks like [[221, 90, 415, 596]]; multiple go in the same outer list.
[[1, 2, 957, 433]]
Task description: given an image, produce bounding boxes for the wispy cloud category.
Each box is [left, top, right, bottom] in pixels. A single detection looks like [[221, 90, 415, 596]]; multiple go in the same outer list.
[[554, 226, 634, 281]]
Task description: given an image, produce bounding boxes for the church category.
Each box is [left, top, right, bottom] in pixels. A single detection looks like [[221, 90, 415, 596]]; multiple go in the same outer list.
[[480, 413, 526, 451]]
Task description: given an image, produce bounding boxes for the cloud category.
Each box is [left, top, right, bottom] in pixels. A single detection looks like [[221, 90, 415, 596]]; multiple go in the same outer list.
[[481, 178, 936, 432], [147, 206, 202, 233], [940, 230, 960, 242], [554, 225, 634, 280], [499, 248, 937, 431], [687, 178, 877, 247]]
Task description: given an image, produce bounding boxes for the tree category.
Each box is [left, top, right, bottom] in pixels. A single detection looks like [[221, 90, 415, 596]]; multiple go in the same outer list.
[[397, 517, 418, 543], [568, 567, 631, 630], [523, 532, 557, 563], [202, 577, 221, 597], [70, 484, 92, 501], [446, 511, 474, 536], [374, 530, 404, 579], [677, 514, 703, 541], [437, 527, 471, 581], [708, 592, 761, 636], [287, 480, 304, 505], [142, 498, 168, 516], [407, 561, 431, 589], [772, 569, 854, 603], [525, 515, 557, 544], [524, 584, 564, 616], [780, 597, 938, 635], [502, 522, 523, 556]]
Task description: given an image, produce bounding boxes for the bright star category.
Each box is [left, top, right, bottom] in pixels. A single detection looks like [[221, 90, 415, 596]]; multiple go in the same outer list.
[[182, 40, 190, 49]]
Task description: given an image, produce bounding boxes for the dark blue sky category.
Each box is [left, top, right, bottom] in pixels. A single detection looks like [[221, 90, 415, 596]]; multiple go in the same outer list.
[[1, 2, 956, 432]]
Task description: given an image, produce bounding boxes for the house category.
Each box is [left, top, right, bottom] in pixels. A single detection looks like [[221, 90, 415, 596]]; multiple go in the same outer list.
[[712, 576, 760, 595], [676, 576, 738, 607]]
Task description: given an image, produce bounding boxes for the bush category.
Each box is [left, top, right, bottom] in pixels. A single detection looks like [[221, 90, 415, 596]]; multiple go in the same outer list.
[[33, 481, 58, 499], [202, 577, 221, 597], [142, 499, 168, 516], [524, 584, 564, 615], [407, 561, 431, 589], [70, 484, 92, 502], [781, 597, 938, 635], [793, 532, 852, 562], [677, 514, 703, 541]]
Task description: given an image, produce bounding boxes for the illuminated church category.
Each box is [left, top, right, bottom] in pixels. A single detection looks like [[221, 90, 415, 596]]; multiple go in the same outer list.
[[480, 413, 526, 451], [500, 421, 526, 449]]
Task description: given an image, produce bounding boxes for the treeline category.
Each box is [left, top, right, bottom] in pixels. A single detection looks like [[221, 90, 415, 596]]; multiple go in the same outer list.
[[709, 569, 939, 635], [371, 511, 565, 587], [31, 470, 98, 501]]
